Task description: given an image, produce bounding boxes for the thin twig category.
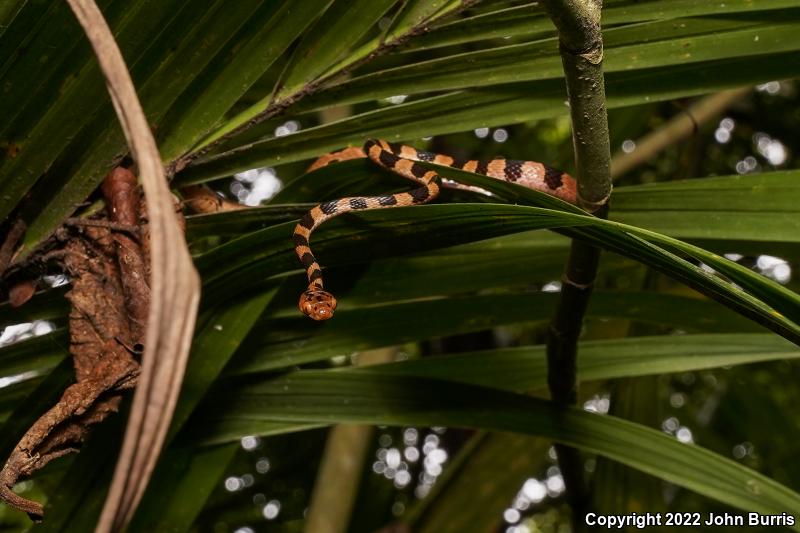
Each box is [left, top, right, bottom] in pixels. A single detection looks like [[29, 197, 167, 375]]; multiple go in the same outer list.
[[540, 1, 612, 529], [63, 217, 141, 235]]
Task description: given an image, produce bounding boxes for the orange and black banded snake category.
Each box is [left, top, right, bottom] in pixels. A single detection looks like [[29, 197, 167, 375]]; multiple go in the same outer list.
[[293, 139, 577, 320]]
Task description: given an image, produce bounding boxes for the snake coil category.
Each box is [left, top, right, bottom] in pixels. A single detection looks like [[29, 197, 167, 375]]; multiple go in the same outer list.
[[293, 139, 577, 320]]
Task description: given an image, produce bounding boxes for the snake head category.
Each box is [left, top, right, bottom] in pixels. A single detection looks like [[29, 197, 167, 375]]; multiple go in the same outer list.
[[299, 289, 338, 321]]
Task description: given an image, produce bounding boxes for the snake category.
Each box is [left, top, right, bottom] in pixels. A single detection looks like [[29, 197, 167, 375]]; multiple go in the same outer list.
[[294, 139, 577, 321]]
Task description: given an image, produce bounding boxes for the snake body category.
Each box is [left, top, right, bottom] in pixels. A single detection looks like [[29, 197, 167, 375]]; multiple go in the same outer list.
[[294, 139, 577, 320]]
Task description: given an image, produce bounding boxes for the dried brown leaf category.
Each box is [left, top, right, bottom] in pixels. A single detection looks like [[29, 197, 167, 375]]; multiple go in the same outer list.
[[64, 1, 201, 531]]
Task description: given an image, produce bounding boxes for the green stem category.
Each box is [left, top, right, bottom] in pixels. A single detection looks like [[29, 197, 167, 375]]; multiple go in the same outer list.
[[541, 0, 612, 529]]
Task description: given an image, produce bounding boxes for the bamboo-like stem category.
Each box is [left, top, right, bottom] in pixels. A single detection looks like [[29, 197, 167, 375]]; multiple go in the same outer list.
[[303, 348, 395, 533], [611, 87, 751, 179], [303, 425, 373, 533], [540, 1, 611, 529]]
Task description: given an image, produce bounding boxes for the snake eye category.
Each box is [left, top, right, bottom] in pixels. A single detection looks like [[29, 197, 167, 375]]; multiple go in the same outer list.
[[299, 290, 338, 321]]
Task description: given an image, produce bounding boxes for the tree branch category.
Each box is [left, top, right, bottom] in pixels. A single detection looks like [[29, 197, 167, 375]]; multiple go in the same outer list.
[[541, 0, 611, 528]]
